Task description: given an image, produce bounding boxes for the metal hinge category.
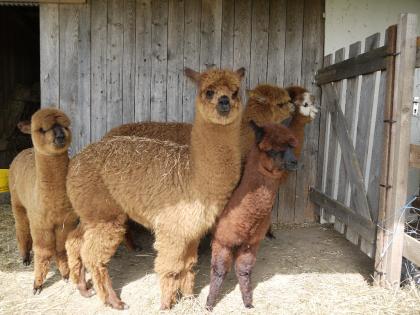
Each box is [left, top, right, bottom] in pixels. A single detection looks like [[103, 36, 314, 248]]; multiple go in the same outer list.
[[413, 97, 419, 117]]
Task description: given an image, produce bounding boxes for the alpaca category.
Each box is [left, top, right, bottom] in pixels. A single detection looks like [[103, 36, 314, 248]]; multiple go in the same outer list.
[[205, 122, 298, 310], [65, 67, 245, 309], [9, 108, 78, 294], [104, 84, 294, 153]]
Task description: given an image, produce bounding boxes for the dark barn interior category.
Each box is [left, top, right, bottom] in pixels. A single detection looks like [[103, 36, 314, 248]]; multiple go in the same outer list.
[[0, 5, 40, 168]]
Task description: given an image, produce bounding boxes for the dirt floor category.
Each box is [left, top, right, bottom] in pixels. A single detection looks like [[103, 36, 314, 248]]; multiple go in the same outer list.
[[0, 204, 419, 315]]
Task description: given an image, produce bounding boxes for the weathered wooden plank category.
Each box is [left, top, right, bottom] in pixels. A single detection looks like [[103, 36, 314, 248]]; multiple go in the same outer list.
[[150, 0, 168, 122], [200, 0, 222, 70], [409, 144, 420, 168], [415, 37, 420, 68], [403, 234, 420, 268], [278, 0, 304, 224], [167, 0, 185, 122], [316, 54, 332, 223], [315, 45, 388, 85], [123, 0, 136, 124], [182, 0, 201, 122], [233, 0, 251, 101], [374, 25, 398, 285], [354, 33, 380, 257], [40, 4, 59, 108], [380, 14, 417, 287], [220, 0, 234, 68], [1, 0, 86, 3], [292, 0, 324, 223], [266, 0, 286, 85], [107, 0, 123, 130], [135, 0, 152, 122], [324, 84, 372, 222], [310, 188, 377, 243], [91, 0, 107, 141], [249, 0, 269, 87], [59, 3, 91, 154], [331, 48, 345, 233]]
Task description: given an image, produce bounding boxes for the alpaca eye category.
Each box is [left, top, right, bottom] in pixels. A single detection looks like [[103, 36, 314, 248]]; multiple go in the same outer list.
[[232, 90, 238, 99], [39, 128, 45, 133], [206, 90, 214, 99]]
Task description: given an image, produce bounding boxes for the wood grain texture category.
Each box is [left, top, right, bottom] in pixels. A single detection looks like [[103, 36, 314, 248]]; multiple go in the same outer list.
[[403, 234, 420, 268], [221, 0, 235, 69], [40, 4, 59, 108], [107, 0, 123, 130], [249, 0, 269, 87], [167, 0, 185, 122], [182, 0, 201, 122], [278, 0, 304, 224], [150, 0, 168, 122], [91, 0, 108, 141], [135, 0, 152, 122], [200, 0, 222, 70], [295, 0, 324, 223], [123, 0, 136, 124]]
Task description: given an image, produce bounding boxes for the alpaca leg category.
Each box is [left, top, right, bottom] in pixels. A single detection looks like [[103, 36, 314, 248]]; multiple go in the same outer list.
[[11, 200, 32, 265], [65, 225, 94, 297], [234, 244, 258, 308], [180, 240, 199, 297], [55, 221, 77, 281], [154, 235, 186, 310], [32, 228, 56, 294], [81, 222, 126, 309], [206, 241, 234, 310]]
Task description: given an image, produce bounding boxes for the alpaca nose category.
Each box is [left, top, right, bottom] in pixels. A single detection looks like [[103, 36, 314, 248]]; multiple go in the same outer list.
[[217, 95, 231, 116], [284, 149, 298, 171], [53, 125, 66, 146]]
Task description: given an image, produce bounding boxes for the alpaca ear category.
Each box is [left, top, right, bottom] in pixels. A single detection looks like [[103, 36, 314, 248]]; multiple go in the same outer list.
[[184, 67, 201, 83], [235, 67, 246, 79], [249, 120, 265, 144], [17, 121, 32, 134]]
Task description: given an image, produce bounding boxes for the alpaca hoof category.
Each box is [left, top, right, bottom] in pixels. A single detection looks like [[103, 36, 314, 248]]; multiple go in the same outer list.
[[22, 253, 31, 266], [205, 304, 214, 312], [245, 303, 254, 309], [79, 287, 95, 298], [33, 283, 43, 295], [62, 274, 69, 282], [265, 231, 276, 240], [106, 299, 128, 310]]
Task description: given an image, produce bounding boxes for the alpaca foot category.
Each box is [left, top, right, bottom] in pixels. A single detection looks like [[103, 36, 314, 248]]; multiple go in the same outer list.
[[77, 280, 95, 298], [105, 297, 128, 310], [265, 229, 276, 240], [33, 282, 43, 295], [205, 303, 214, 312], [244, 303, 254, 309], [62, 274, 69, 283], [22, 253, 31, 266]]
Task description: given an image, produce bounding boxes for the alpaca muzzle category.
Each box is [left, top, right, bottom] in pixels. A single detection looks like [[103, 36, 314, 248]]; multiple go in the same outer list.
[[217, 95, 231, 116], [53, 124, 66, 147], [283, 148, 298, 171]]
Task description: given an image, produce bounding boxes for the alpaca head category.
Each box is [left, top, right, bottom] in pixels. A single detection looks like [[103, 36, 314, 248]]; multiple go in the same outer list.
[[30, 108, 72, 156], [247, 84, 294, 123], [286, 86, 318, 120], [185, 67, 245, 125], [250, 121, 298, 177]]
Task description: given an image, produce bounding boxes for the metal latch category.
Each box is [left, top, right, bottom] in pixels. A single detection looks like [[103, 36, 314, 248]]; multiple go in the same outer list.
[[414, 97, 419, 117]]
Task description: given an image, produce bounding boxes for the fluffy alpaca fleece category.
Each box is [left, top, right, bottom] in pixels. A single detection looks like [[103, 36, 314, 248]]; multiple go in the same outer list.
[[104, 84, 294, 157], [9, 108, 78, 294], [206, 122, 298, 310], [65, 67, 245, 310]]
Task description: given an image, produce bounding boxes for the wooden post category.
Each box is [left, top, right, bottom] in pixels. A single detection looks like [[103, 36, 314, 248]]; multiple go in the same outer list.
[[374, 14, 417, 288]]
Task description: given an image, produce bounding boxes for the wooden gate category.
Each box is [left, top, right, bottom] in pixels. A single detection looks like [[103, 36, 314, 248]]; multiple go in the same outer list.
[[311, 14, 419, 287]]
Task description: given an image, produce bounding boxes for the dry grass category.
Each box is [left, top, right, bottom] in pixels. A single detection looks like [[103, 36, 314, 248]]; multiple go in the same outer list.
[[0, 204, 419, 315]]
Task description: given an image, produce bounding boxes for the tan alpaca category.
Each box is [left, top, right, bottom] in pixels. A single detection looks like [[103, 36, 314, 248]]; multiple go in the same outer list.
[[104, 84, 294, 156], [9, 108, 78, 294], [65, 67, 245, 310]]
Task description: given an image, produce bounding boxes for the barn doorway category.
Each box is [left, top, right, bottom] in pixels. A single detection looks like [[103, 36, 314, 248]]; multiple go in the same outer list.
[[0, 5, 40, 169]]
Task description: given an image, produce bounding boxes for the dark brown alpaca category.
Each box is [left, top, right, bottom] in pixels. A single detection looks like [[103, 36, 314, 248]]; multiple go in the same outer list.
[[206, 122, 298, 310]]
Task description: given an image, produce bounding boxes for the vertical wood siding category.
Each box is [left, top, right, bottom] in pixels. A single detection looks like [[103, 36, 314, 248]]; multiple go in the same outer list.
[[40, 0, 324, 223]]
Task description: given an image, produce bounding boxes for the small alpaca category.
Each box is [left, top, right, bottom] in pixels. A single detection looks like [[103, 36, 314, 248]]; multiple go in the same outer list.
[[206, 122, 298, 310], [9, 108, 78, 294], [66, 67, 245, 309]]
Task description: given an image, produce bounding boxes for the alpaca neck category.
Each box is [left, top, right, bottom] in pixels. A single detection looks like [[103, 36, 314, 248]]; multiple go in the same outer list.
[[190, 111, 241, 199], [288, 113, 309, 159], [34, 149, 69, 192]]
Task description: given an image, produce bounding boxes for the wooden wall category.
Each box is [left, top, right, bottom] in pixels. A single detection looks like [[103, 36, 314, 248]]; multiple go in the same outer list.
[[40, 0, 324, 224]]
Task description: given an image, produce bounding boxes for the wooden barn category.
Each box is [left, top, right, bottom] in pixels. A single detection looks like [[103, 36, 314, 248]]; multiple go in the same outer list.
[[0, 0, 419, 312]]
